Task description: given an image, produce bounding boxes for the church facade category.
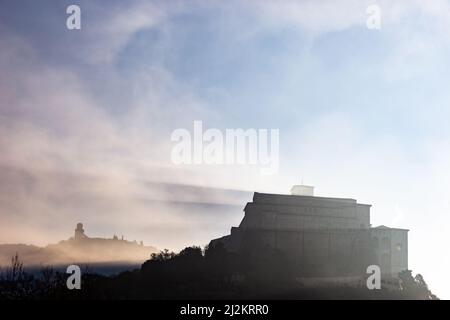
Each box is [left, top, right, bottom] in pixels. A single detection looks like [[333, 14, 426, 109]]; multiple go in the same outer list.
[[210, 186, 408, 278]]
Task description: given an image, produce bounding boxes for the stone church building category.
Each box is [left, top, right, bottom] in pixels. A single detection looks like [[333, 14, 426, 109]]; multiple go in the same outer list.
[[210, 185, 408, 278]]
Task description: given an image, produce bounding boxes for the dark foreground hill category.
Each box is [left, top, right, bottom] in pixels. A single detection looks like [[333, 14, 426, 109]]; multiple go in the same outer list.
[[0, 244, 438, 300]]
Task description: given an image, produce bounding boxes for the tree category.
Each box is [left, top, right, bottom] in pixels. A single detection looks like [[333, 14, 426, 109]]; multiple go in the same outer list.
[[399, 270, 438, 300], [6, 253, 24, 282]]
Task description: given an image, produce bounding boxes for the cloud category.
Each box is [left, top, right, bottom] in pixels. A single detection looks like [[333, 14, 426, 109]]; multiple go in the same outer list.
[[245, 0, 448, 35], [0, 1, 254, 251], [78, 1, 171, 65], [2, 0, 450, 298]]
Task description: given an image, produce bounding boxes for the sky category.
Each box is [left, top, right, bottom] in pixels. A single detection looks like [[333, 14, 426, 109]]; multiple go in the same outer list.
[[1, 0, 450, 298]]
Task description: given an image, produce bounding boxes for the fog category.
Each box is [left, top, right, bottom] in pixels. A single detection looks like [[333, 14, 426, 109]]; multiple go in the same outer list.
[[1, 0, 450, 299]]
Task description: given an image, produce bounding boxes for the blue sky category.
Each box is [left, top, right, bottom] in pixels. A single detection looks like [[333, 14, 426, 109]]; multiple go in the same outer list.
[[2, 0, 450, 298]]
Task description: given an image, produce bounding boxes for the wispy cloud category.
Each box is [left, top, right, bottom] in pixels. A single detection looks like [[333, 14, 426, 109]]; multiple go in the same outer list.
[[2, 0, 450, 298]]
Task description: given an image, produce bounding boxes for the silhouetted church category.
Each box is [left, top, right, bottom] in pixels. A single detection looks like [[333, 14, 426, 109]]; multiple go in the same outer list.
[[210, 185, 408, 278]]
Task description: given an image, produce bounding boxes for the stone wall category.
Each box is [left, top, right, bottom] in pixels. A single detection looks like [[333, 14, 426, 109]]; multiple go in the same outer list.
[[210, 192, 408, 278]]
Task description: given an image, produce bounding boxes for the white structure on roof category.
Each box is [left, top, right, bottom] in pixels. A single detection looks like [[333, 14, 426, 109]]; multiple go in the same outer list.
[[290, 184, 315, 196]]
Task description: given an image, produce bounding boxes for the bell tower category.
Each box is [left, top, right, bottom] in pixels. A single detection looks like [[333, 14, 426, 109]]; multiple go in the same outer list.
[[74, 223, 87, 240]]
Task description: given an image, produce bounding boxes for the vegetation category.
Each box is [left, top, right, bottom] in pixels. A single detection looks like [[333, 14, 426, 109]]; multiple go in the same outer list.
[[0, 248, 438, 300]]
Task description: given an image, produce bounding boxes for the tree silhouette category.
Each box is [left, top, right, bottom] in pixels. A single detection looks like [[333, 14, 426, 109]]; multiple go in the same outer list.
[[6, 253, 24, 282], [0, 248, 440, 300], [398, 270, 438, 300]]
